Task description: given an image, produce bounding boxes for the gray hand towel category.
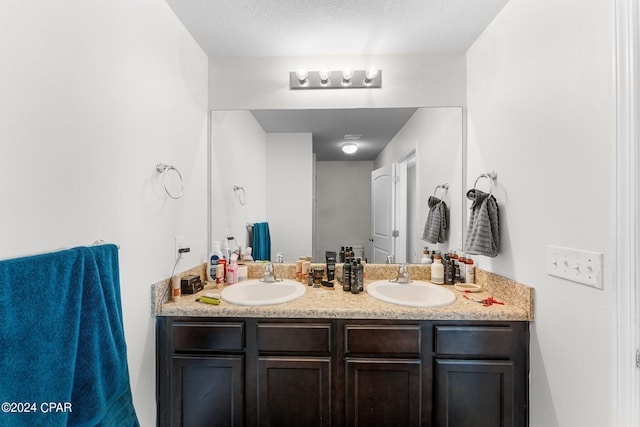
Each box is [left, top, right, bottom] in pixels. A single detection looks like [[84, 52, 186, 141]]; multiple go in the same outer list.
[[464, 189, 499, 257], [422, 196, 448, 244]]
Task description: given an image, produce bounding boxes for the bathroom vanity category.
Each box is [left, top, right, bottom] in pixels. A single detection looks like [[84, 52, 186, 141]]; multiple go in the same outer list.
[[154, 266, 532, 427]]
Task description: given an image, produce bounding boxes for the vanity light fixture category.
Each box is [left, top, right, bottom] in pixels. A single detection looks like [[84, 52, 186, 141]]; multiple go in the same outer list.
[[290, 67, 382, 89], [342, 143, 358, 155]]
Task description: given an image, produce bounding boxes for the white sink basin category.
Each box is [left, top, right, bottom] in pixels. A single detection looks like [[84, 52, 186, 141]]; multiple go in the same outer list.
[[366, 280, 456, 308], [221, 279, 306, 306]]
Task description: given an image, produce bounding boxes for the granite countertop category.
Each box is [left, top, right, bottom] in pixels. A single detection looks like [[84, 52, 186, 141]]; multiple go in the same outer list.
[[154, 273, 533, 321]]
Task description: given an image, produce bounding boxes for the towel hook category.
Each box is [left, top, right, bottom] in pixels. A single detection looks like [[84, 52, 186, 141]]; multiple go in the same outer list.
[[156, 163, 184, 199], [473, 171, 498, 195], [233, 185, 246, 206], [433, 183, 449, 198]]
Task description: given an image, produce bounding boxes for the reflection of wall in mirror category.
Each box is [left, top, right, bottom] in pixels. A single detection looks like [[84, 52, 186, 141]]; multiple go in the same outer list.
[[314, 161, 373, 262], [211, 111, 312, 260], [375, 107, 463, 262]]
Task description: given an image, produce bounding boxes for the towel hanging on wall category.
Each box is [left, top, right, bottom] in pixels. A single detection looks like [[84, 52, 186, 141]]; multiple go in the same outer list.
[[422, 196, 449, 244], [0, 245, 139, 426], [464, 189, 500, 257], [252, 222, 271, 261]]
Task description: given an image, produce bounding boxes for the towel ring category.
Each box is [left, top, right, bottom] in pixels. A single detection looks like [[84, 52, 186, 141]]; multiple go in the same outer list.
[[473, 171, 498, 195], [233, 185, 246, 206], [156, 163, 184, 199], [433, 183, 449, 198]]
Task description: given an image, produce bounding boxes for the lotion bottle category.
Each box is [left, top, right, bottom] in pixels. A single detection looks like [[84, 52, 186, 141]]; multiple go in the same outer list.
[[226, 253, 239, 284], [431, 255, 445, 284]]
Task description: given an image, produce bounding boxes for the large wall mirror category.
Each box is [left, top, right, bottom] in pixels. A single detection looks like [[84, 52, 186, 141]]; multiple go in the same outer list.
[[209, 107, 463, 264]]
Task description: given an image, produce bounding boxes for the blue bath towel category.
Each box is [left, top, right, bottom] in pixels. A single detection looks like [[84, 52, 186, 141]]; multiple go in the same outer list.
[[0, 245, 139, 426], [252, 222, 271, 261]]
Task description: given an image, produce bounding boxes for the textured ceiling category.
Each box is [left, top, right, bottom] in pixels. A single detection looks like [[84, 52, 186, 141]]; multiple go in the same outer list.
[[168, 0, 508, 160], [251, 108, 418, 161], [164, 0, 509, 57]]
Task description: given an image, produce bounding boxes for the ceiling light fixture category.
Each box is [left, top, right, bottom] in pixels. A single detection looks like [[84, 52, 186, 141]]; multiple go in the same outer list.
[[290, 67, 382, 90], [342, 143, 358, 155]]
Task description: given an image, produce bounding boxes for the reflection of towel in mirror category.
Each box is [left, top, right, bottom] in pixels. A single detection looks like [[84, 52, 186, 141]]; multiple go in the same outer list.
[[422, 196, 449, 244], [252, 222, 271, 261], [464, 189, 500, 257]]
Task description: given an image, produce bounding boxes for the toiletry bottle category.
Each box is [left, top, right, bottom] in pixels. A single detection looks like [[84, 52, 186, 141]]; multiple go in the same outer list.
[[326, 251, 337, 281], [350, 259, 359, 294], [172, 275, 181, 302], [343, 257, 352, 291], [296, 258, 304, 282], [302, 260, 311, 283], [356, 259, 364, 292], [339, 246, 345, 263], [431, 255, 445, 284], [226, 254, 238, 284], [466, 258, 475, 284], [420, 247, 432, 264], [207, 241, 223, 282], [458, 255, 467, 282]]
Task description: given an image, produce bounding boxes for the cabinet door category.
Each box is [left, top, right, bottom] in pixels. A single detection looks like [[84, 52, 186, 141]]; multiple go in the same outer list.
[[434, 359, 516, 427], [345, 358, 422, 427], [257, 357, 331, 427], [171, 355, 244, 427]]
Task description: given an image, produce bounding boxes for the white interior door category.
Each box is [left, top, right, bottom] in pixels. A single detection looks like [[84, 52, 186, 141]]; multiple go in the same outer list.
[[371, 165, 395, 263], [395, 160, 408, 264]]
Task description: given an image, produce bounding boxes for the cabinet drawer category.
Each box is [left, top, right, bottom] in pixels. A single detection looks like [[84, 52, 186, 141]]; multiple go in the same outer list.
[[257, 323, 331, 353], [345, 325, 421, 355], [435, 325, 515, 357], [172, 322, 244, 352]]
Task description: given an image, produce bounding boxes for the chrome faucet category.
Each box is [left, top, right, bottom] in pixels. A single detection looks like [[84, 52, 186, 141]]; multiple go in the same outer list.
[[390, 264, 412, 284], [386, 254, 395, 264], [260, 262, 282, 283]]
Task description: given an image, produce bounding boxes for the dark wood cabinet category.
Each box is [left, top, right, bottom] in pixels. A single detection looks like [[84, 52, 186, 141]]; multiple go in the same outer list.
[[434, 359, 514, 427], [171, 356, 244, 427], [345, 358, 421, 427], [157, 317, 528, 427], [257, 356, 331, 427]]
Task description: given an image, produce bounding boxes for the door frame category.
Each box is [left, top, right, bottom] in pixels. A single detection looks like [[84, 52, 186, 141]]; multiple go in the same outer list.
[[615, 0, 639, 423]]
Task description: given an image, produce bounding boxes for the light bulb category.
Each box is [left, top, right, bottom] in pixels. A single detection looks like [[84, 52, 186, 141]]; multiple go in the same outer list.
[[342, 67, 355, 85], [342, 143, 358, 155], [364, 66, 379, 85], [319, 67, 331, 85], [295, 67, 308, 84]]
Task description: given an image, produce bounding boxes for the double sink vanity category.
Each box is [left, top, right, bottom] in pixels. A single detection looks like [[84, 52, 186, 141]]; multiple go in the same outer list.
[[154, 262, 533, 427]]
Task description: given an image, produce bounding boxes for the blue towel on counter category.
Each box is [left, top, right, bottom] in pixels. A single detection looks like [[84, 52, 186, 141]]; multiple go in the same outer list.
[[0, 245, 139, 427], [252, 222, 271, 261]]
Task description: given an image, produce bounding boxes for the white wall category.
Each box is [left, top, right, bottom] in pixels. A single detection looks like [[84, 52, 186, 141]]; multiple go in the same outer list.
[[466, 0, 616, 426], [266, 133, 313, 260], [315, 161, 373, 261], [375, 108, 464, 257], [209, 54, 466, 110], [210, 111, 267, 249], [0, 2, 208, 426]]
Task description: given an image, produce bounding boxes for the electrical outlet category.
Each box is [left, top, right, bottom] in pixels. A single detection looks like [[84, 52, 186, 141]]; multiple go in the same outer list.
[[547, 245, 603, 289], [175, 236, 185, 260]]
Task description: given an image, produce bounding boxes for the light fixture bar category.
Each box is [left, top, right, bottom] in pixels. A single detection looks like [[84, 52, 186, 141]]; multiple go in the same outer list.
[[290, 69, 382, 90]]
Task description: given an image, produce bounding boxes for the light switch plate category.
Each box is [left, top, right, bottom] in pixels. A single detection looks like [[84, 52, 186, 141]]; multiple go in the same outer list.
[[547, 245, 603, 289]]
